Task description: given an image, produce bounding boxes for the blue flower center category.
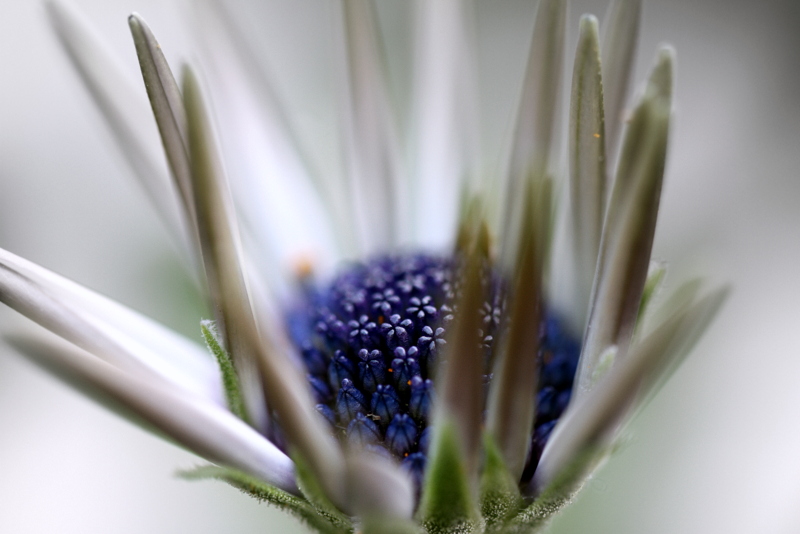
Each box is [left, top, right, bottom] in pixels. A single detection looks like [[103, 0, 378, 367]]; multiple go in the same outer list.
[[285, 253, 580, 487]]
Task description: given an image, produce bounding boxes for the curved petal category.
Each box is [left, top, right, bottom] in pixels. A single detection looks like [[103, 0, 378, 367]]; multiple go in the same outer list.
[[0, 247, 223, 404], [410, 0, 480, 249], [191, 1, 344, 285], [431, 245, 487, 484], [601, 0, 641, 160], [569, 15, 607, 328], [345, 451, 415, 520], [7, 333, 296, 495], [485, 180, 551, 480], [501, 0, 566, 263], [531, 287, 728, 494], [183, 68, 348, 509], [339, 0, 405, 253], [575, 48, 673, 399], [128, 13, 197, 236]]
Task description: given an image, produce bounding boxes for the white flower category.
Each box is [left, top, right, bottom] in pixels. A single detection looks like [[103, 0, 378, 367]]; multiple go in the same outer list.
[[0, 0, 726, 532]]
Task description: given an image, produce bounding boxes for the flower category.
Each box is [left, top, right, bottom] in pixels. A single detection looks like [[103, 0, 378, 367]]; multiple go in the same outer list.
[[0, 0, 727, 533]]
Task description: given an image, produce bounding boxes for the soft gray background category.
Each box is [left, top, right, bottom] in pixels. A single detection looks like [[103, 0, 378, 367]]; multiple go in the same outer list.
[[1, 0, 799, 532]]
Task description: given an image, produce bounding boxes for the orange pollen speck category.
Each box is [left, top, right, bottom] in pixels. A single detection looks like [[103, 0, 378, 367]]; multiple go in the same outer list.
[[593, 132, 601, 138], [292, 255, 315, 279]]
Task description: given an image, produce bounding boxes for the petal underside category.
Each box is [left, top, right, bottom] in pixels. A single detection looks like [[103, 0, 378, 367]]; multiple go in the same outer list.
[[8, 333, 296, 494]]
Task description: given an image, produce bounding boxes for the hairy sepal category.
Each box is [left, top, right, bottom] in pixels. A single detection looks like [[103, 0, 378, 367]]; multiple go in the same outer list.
[[479, 434, 524, 530], [201, 320, 247, 422], [179, 465, 347, 534], [507, 446, 606, 533], [417, 419, 480, 534]]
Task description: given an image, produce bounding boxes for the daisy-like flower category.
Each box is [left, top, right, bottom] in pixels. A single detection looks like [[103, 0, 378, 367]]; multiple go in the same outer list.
[[1, 0, 727, 532]]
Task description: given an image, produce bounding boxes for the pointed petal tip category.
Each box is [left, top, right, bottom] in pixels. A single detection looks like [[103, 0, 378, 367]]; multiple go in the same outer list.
[[579, 13, 600, 31], [127, 13, 147, 34], [534, 286, 727, 493], [646, 46, 675, 105]]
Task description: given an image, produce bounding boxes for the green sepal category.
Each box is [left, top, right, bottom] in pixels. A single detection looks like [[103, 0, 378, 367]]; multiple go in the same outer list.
[[507, 446, 606, 534], [200, 320, 248, 422], [479, 433, 524, 530], [417, 420, 480, 533], [178, 465, 349, 534], [292, 451, 354, 532]]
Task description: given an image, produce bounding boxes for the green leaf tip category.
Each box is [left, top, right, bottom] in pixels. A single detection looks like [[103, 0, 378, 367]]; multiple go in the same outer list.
[[178, 465, 348, 534], [200, 320, 247, 422], [479, 434, 523, 530], [418, 420, 480, 534]]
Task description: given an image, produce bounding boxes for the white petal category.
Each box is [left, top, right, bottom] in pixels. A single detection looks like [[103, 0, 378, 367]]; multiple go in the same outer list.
[[0, 247, 223, 404], [128, 13, 198, 237], [8, 333, 296, 494], [410, 0, 480, 249], [191, 0, 344, 282], [574, 49, 674, 399], [338, 0, 405, 254], [532, 288, 727, 493], [45, 1, 193, 263], [486, 180, 551, 480], [601, 0, 642, 161], [569, 15, 607, 330], [501, 0, 566, 264], [183, 69, 348, 509], [345, 451, 415, 520], [433, 249, 486, 481]]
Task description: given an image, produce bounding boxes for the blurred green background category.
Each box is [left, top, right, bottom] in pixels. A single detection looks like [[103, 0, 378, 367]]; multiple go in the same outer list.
[[1, 0, 799, 532]]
